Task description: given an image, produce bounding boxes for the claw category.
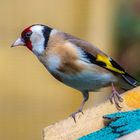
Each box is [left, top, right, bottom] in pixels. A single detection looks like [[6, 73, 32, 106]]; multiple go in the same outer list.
[[115, 100, 122, 110], [118, 95, 123, 102], [71, 113, 76, 123], [109, 93, 114, 104], [70, 109, 83, 123], [109, 83, 124, 110], [70, 91, 88, 122]]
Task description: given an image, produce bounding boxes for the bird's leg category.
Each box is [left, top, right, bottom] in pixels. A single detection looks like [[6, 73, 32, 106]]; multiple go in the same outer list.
[[109, 83, 123, 110], [71, 91, 89, 122]]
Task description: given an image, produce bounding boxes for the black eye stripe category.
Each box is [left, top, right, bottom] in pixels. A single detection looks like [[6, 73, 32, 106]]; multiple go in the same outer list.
[[43, 26, 52, 48]]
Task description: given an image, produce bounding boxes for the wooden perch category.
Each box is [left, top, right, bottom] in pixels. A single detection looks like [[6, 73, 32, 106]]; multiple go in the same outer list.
[[43, 86, 140, 140]]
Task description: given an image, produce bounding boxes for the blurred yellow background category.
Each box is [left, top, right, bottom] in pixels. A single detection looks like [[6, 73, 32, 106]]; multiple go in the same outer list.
[[0, 0, 139, 140]]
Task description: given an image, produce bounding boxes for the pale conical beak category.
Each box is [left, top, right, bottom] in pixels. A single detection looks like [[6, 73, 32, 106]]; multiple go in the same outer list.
[[11, 38, 25, 47]]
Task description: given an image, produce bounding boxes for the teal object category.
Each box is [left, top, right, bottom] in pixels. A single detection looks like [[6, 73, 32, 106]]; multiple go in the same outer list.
[[79, 109, 140, 140], [105, 109, 140, 136]]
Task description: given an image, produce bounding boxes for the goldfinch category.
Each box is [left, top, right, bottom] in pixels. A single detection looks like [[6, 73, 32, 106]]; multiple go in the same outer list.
[[11, 24, 138, 121]]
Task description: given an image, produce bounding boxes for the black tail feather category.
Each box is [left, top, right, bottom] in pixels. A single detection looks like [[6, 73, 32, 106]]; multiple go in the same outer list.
[[121, 73, 138, 87]]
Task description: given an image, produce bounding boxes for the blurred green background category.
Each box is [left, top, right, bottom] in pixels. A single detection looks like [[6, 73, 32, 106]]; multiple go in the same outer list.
[[0, 0, 139, 140]]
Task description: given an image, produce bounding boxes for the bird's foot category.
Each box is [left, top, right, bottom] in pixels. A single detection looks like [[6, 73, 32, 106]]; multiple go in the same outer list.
[[70, 109, 83, 123], [109, 85, 123, 110]]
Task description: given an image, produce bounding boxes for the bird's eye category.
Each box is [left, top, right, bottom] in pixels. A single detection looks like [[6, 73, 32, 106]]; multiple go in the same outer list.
[[25, 31, 32, 38]]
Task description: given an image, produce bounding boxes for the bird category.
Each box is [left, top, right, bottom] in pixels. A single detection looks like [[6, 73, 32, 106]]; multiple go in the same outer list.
[[11, 24, 138, 122]]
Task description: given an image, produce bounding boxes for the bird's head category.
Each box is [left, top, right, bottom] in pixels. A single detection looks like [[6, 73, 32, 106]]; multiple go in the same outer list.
[[11, 24, 52, 55]]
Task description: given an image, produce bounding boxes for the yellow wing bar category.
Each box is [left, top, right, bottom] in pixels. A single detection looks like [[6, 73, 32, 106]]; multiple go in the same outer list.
[[96, 54, 125, 74]]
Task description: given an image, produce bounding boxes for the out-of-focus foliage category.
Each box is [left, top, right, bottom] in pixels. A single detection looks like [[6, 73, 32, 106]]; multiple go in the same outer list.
[[115, 0, 140, 79]]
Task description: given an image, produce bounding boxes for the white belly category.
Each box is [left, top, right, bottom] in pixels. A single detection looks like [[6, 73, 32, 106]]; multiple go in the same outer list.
[[37, 55, 118, 91], [58, 70, 117, 91]]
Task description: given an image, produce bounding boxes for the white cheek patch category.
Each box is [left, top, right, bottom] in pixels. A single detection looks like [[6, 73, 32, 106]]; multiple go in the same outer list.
[[30, 26, 45, 55], [31, 33, 45, 55], [47, 55, 61, 72]]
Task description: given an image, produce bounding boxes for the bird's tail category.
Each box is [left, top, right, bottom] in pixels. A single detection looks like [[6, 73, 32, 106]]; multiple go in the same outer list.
[[121, 73, 138, 87]]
